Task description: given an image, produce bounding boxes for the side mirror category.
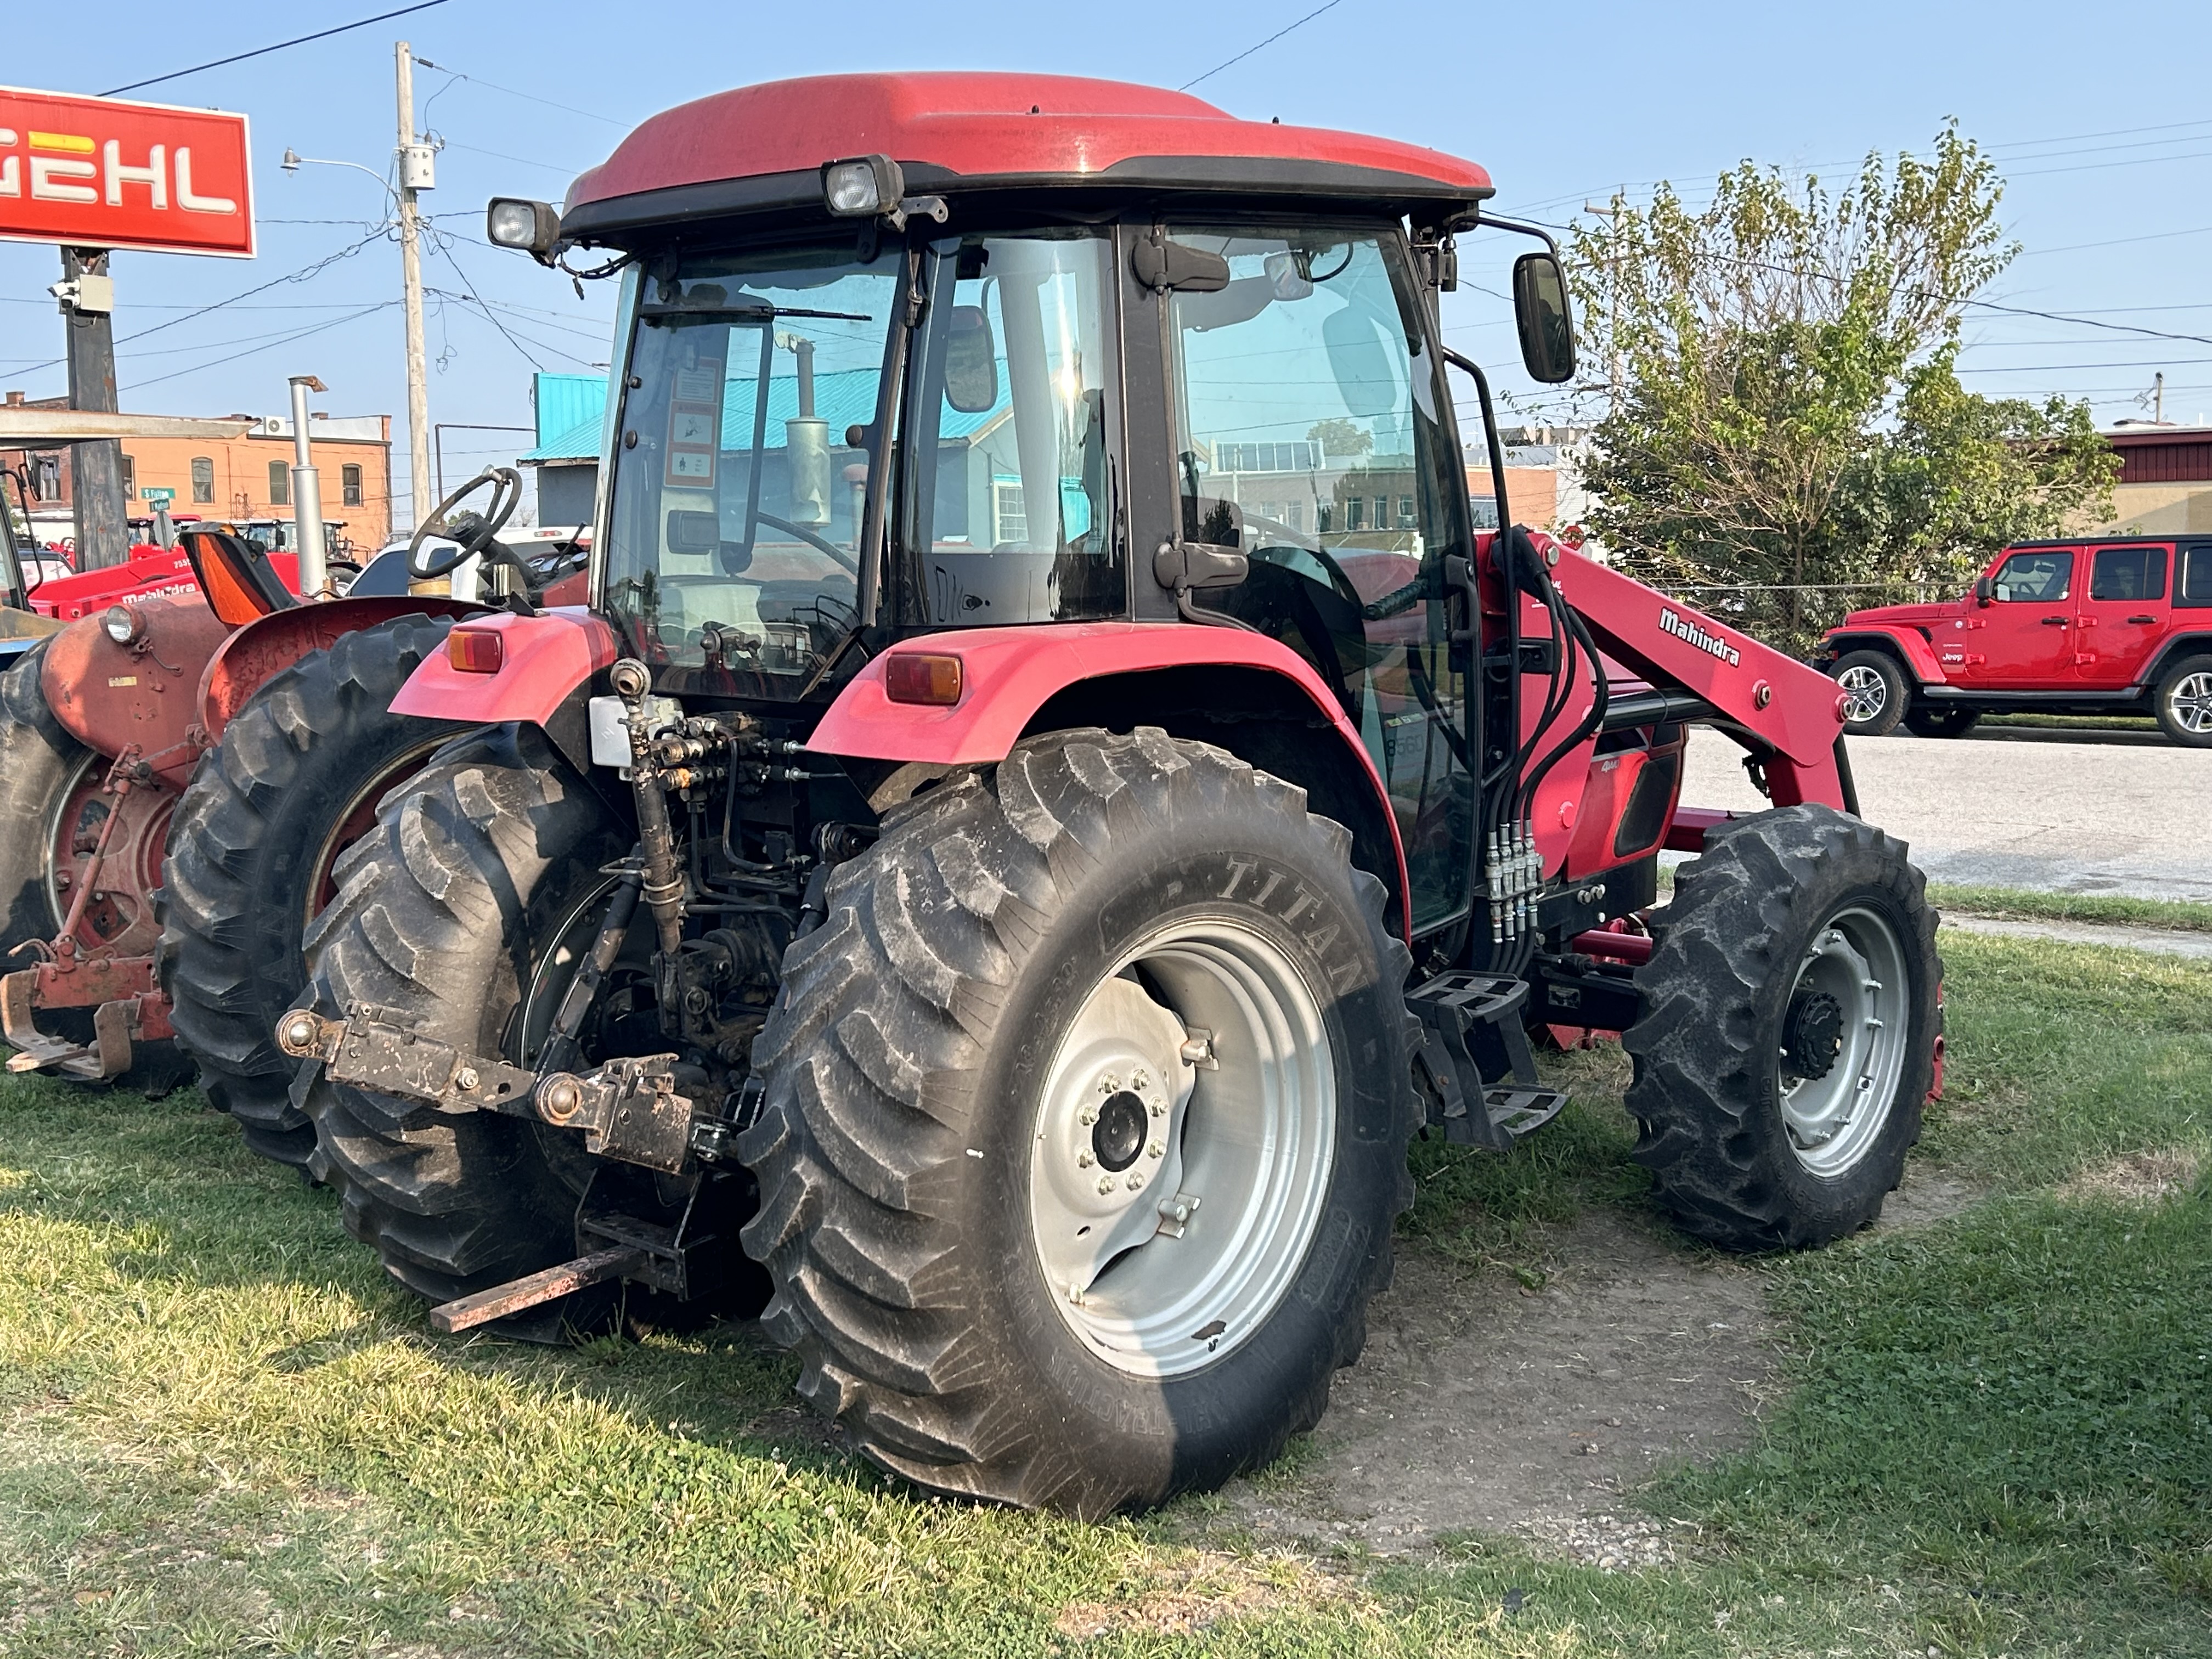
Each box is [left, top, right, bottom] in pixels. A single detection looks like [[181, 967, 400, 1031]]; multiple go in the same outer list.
[[1512, 251, 1577, 385], [944, 305, 999, 414], [1973, 575, 1993, 606]]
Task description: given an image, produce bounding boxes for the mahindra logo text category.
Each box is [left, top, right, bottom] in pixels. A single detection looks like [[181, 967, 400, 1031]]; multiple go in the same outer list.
[[1658, 607, 1741, 667]]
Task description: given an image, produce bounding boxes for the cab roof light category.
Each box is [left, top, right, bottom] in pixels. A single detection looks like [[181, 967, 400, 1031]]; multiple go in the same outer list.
[[822, 155, 904, 218], [884, 651, 962, 706], [448, 627, 505, 674], [485, 197, 562, 263]]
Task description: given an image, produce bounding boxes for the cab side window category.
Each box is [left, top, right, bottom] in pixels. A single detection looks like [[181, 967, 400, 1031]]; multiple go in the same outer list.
[[2089, 545, 2165, 602], [1991, 549, 2072, 602]]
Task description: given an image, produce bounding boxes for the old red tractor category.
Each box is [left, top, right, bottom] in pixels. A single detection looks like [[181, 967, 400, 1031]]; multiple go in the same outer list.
[[2, 462, 578, 1170], [274, 74, 1941, 1515]]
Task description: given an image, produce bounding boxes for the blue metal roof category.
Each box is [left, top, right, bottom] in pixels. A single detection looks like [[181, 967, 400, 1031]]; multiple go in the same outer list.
[[520, 366, 1012, 465]]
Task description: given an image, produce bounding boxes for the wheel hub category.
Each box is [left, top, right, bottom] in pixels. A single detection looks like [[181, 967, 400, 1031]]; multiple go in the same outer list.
[[1092, 1088, 1150, 1172], [1780, 990, 1844, 1081], [2172, 671, 2212, 735], [1837, 664, 1887, 723]]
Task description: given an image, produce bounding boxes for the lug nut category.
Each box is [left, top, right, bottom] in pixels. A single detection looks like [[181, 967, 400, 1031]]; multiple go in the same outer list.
[[1078, 1107, 1096, 1126], [1097, 1175, 1117, 1195], [1077, 1150, 1094, 1168], [1147, 1141, 1164, 1159], [1126, 1173, 1144, 1190], [1130, 1067, 1150, 1091], [454, 1066, 479, 1091], [1149, 1098, 1166, 1118]]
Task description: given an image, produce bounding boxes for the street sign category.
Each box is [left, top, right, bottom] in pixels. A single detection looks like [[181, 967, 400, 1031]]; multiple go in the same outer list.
[[0, 86, 253, 258], [142, 486, 174, 506]]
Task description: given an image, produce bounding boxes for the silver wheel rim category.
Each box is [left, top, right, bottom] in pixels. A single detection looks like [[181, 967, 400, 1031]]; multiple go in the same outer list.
[[1028, 916, 1336, 1380], [1778, 904, 1910, 1177], [1836, 664, 1889, 725], [2170, 671, 2212, 735]]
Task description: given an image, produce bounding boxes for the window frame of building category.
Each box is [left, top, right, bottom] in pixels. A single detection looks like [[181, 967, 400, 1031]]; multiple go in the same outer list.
[[268, 459, 290, 507], [190, 456, 215, 504], [341, 462, 363, 507]]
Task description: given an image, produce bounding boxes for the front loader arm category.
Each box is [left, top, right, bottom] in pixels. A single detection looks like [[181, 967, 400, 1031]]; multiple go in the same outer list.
[[1544, 545, 1852, 810]]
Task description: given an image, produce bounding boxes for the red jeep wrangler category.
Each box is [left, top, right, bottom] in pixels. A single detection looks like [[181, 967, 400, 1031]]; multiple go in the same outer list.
[[1821, 534, 2212, 747]]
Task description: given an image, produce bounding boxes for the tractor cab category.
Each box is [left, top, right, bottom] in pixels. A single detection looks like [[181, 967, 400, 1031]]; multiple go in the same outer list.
[[284, 75, 1940, 1516]]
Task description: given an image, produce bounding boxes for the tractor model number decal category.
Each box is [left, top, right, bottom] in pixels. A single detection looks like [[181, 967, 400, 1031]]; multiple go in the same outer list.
[[1658, 607, 1741, 668]]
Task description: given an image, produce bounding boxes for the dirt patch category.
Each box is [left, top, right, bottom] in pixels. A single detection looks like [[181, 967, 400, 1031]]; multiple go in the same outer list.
[[2059, 1148, 2203, 1205], [1051, 1554, 1357, 1640], [1869, 1165, 1987, 1232], [1226, 1207, 1775, 1557]]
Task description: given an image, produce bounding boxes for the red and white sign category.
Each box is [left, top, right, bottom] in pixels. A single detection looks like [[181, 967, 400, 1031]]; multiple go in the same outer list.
[[0, 86, 253, 258]]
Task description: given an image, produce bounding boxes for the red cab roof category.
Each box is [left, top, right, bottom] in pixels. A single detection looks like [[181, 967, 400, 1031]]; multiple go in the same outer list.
[[562, 72, 1491, 235]]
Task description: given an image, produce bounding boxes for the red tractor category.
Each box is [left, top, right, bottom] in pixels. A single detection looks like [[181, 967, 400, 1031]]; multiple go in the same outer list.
[[273, 73, 1942, 1516], [1, 458, 579, 1171]]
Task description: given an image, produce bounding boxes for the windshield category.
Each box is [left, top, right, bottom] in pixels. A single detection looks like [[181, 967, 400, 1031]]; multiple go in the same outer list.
[[602, 245, 899, 695]]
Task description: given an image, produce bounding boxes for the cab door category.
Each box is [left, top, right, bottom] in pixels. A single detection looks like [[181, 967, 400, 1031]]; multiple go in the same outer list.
[[1967, 545, 2079, 686], [2073, 542, 2171, 687]]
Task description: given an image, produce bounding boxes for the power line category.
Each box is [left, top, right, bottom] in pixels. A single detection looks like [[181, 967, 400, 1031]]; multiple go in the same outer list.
[[99, 0, 450, 97], [1181, 0, 1344, 92], [411, 55, 629, 127]]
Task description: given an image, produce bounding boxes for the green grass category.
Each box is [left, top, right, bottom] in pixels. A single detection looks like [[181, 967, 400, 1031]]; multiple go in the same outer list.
[[1, 922, 2208, 1655], [1978, 713, 2160, 732], [1929, 882, 2212, 935]]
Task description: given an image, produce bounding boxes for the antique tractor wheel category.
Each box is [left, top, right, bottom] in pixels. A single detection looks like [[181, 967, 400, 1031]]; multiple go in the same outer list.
[[1624, 804, 1940, 1250], [0, 640, 91, 961], [739, 729, 1419, 1516], [157, 614, 462, 1170]]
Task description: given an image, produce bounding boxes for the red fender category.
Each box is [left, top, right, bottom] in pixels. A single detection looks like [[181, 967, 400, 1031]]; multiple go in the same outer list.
[[1827, 623, 1947, 685], [808, 622, 1412, 934], [388, 606, 619, 723], [41, 595, 235, 786], [198, 594, 484, 745]]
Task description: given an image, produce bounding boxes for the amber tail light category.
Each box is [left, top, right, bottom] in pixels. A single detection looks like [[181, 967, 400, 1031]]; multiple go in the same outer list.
[[884, 652, 962, 705], [448, 628, 505, 673]]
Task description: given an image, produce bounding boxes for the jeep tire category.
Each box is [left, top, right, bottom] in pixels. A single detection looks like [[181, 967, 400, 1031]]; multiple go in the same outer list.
[[1832, 650, 1906, 737], [2153, 653, 2212, 748]]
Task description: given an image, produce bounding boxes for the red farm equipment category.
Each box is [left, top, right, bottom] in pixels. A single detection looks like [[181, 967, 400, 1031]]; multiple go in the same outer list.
[[1, 441, 582, 1168], [269, 73, 1942, 1515]]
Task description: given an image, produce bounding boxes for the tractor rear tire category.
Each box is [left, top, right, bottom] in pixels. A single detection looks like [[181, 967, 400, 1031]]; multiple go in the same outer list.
[[2152, 653, 2212, 748], [1624, 804, 1939, 1251], [0, 640, 89, 961], [1832, 650, 1906, 737], [156, 614, 462, 1172], [1904, 705, 1980, 739], [294, 724, 624, 1322], [738, 729, 1418, 1515]]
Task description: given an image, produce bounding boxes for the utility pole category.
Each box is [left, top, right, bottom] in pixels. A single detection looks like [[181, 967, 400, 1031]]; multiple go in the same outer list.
[[287, 375, 331, 596], [2154, 371, 2165, 424], [396, 41, 433, 530], [1582, 200, 1623, 403], [57, 247, 128, 569]]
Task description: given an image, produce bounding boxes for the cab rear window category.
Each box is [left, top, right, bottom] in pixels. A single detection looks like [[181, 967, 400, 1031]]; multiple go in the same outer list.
[[2181, 543, 2212, 608]]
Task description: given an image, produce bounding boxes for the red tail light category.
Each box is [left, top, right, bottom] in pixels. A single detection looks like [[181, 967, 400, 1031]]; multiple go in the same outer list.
[[885, 652, 963, 706], [448, 628, 504, 674]]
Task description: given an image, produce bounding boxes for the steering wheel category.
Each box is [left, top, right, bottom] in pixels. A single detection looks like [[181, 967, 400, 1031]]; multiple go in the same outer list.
[[409, 467, 523, 580]]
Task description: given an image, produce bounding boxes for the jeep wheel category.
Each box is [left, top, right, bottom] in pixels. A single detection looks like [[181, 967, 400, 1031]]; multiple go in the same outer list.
[[739, 729, 1418, 1515], [2153, 654, 2212, 748], [1904, 705, 1979, 739], [157, 615, 461, 1171], [1624, 804, 1940, 1250], [1832, 650, 1906, 737]]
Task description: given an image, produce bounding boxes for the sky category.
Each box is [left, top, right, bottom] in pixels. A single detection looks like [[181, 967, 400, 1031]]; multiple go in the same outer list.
[[4, 0, 2210, 528]]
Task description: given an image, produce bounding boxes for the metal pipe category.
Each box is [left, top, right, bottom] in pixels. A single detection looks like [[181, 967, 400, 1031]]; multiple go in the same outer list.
[[287, 375, 329, 597]]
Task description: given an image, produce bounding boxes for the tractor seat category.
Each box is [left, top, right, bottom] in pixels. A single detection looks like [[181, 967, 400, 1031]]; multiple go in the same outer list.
[[179, 527, 298, 624]]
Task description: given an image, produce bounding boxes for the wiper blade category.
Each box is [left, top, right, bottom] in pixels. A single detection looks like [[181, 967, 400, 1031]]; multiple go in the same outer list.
[[639, 299, 873, 323]]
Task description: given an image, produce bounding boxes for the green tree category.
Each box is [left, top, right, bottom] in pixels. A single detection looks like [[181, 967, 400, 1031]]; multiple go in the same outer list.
[[1571, 126, 2115, 651], [1306, 417, 1372, 461]]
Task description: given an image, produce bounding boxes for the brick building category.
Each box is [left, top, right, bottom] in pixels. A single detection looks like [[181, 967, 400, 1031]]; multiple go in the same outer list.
[[0, 390, 393, 555]]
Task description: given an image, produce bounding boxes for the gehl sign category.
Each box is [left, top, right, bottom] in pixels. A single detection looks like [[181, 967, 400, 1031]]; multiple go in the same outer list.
[[0, 86, 253, 258]]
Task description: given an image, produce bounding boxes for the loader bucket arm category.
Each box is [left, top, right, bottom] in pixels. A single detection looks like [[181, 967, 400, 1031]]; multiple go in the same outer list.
[[1545, 545, 1851, 809]]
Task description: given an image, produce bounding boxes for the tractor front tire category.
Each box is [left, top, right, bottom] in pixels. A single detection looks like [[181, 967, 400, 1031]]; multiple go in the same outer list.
[[1832, 650, 1906, 737], [158, 614, 461, 1171], [739, 729, 1418, 1515], [2152, 653, 2212, 748], [1624, 804, 1939, 1251], [294, 724, 622, 1319], [0, 640, 89, 959]]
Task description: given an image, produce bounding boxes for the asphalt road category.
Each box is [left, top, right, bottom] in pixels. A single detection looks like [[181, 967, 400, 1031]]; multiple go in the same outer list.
[[1679, 726, 2212, 904]]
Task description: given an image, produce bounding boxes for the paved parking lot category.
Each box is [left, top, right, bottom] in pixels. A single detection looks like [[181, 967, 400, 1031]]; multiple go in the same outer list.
[[1680, 726, 2212, 903]]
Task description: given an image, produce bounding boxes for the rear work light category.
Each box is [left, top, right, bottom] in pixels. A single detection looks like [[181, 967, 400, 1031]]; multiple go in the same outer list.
[[822, 155, 904, 217], [448, 628, 505, 674], [884, 652, 962, 706], [103, 604, 145, 645]]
